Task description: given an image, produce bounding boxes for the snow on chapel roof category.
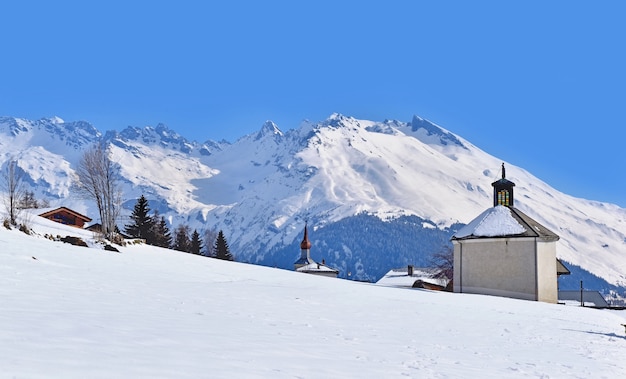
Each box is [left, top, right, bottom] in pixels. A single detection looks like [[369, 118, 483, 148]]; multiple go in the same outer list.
[[453, 205, 525, 238], [452, 205, 560, 241]]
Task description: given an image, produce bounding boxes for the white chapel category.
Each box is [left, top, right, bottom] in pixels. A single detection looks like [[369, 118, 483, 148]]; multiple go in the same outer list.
[[451, 164, 560, 303]]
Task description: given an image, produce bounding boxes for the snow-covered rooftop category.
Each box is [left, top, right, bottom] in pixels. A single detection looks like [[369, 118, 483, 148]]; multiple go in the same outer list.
[[453, 205, 526, 238], [296, 261, 339, 273]]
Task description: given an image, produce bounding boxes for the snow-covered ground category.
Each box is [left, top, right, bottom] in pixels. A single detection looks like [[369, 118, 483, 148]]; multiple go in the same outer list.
[[1, 213, 625, 378]]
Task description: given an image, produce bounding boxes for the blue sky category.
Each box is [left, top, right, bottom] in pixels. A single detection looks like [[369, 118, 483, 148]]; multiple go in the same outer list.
[[1, 1, 625, 206]]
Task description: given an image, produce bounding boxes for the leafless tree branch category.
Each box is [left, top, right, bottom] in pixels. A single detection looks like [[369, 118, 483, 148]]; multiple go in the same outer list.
[[74, 144, 122, 240]]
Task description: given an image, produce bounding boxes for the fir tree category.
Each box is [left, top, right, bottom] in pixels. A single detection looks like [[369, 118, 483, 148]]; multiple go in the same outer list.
[[151, 210, 172, 248], [173, 224, 191, 252], [189, 229, 203, 255], [124, 195, 154, 241], [213, 230, 233, 261], [18, 190, 38, 209]]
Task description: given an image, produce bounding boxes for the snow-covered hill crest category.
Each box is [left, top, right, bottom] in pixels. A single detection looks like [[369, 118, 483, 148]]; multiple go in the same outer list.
[[1, 114, 625, 287], [2, 214, 625, 377]]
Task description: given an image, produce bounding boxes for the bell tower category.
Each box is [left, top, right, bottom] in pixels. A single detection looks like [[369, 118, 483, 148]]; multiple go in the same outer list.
[[294, 222, 314, 269], [492, 163, 515, 207]]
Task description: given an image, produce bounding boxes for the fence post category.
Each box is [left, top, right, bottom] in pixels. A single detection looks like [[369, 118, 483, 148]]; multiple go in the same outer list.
[[580, 280, 584, 307]]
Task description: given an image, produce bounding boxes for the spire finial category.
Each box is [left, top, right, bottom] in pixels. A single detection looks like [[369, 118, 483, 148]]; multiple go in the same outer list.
[[501, 163, 506, 179]]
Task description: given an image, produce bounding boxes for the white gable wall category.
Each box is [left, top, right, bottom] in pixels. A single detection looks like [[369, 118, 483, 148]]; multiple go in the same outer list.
[[453, 237, 558, 303]]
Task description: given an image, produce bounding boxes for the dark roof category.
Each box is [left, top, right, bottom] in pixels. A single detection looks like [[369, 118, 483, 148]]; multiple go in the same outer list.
[[491, 177, 516, 187], [452, 206, 559, 242], [39, 207, 92, 222], [294, 257, 314, 266], [508, 207, 560, 241], [557, 259, 571, 275]]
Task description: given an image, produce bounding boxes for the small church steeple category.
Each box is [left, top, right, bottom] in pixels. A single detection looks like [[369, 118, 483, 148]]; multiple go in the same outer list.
[[294, 222, 313, 269], [300, 222, 312, 250], [492, 163, 515, 207]]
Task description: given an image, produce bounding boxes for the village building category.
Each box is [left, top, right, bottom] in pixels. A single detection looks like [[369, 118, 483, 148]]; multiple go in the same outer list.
[[451, 164, 561, 303], [376, 265, 449, 290], [294, 223, 339, 278], [38, 207, 92, 229]]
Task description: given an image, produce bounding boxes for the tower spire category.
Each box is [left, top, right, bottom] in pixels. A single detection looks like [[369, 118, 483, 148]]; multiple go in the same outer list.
[[492, 163, 515, 207], [300, 222, 311, 250], [294, 222, 314, 270]]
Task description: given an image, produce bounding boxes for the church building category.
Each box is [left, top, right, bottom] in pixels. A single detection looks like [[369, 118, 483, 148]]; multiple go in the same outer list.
[[451, 164, 560, 303], [294, 223, 339, 278]]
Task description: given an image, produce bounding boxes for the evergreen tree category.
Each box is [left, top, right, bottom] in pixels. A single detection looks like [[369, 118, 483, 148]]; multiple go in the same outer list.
[[213, 230, 233, 261], [18, 190, 38, 209], [124, 195, 154, 241], [173, 224, 191, 252], [189, 229, 203, 255], [151, 211, 172, 248]]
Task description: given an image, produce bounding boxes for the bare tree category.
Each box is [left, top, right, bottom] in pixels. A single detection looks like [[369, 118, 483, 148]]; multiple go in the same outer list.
[[2, 160, 27, 225], [430, 245, 454, 281], [74, 144, 122, 239], [203, 228, 218, 256]]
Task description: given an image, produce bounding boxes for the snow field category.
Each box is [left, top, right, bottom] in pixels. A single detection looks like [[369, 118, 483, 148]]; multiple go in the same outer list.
[[1, 216, 625, 378]]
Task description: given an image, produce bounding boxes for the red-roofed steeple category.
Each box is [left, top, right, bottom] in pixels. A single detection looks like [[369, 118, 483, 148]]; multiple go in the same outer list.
[[300, 222, 312, 250]]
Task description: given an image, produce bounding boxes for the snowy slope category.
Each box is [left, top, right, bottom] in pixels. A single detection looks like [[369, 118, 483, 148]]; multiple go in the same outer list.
[[0, 117, 96, 200], [1, 214, 625, 378], [1, 114, 625, 287], [196, 114, 626, 285]]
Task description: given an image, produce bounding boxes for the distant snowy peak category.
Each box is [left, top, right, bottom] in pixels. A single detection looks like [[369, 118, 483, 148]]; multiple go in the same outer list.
[[111, 123, 227, 156], [117, 123, 183, 144], [254, 120, 283, 141], [408, 115, 467, 149], [324, 113, 357, 129], [39, 119, 101, 149], [310, 114, 464, 147], [0, 116, 100, 149], [0, 116, 30, 136], [198, 139, 226, 156], [40, 116, 64, 124], [365, 119, 406, 135]]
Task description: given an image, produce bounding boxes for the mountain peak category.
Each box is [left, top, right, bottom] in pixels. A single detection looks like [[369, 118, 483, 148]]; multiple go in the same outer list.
[[41, 116, 65, 124], [255, 120, 283, 141], [327, 113, 351, 126], [0, 116, 30, 136], [410, 115, 466, 149]]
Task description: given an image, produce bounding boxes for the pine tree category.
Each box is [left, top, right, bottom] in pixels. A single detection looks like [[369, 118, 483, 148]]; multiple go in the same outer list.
[[173, 224, 191, 252], [189, 229, 203, 255], [18, 190, 38, 209], [213, 230, 233, 261], [124, 195, 154, 241], [151, 210, 172, 248]]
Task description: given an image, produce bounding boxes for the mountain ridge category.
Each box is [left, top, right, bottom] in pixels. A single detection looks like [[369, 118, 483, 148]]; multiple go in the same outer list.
[[0, 114, 624, 287]]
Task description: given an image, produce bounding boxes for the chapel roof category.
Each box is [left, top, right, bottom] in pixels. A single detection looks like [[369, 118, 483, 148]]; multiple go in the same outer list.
[[451, 205, 559, 242]]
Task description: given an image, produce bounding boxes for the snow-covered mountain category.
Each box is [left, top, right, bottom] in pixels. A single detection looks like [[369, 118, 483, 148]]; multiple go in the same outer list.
[[1, 114, 625, 289]]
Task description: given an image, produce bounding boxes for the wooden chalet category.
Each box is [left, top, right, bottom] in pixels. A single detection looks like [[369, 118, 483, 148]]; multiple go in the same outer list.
[[38, 207, 92, 228]]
